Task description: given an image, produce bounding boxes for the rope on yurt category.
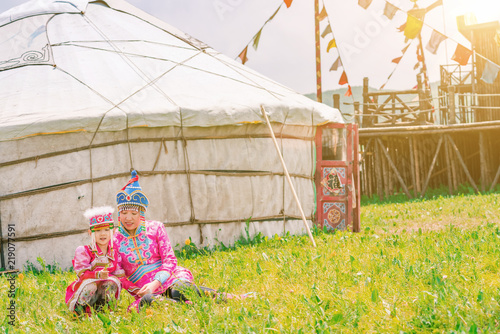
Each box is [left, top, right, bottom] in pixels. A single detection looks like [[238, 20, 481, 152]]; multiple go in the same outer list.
[[1, 214, 314, 244], [0, 134, 317, 168], [177, 111, 199, 244]]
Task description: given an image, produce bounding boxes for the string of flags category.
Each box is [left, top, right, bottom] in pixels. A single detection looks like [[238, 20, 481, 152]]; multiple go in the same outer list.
[[236, 0, 500, 97], [237, 1, 289, 65], [318, 1, 353, 97], [369, 0, 500, 88]]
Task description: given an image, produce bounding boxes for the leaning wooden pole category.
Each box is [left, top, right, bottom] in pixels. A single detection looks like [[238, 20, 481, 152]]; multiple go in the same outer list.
[[260, 105, 316, 247]]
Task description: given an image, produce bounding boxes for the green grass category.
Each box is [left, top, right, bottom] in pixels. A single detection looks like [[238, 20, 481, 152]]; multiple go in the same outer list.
[[2, 191, 500, 333]]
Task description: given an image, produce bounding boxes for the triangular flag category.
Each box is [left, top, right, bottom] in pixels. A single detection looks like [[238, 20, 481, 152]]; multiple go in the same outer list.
[[267, 6, 281, 22], [401, 43, 411, 53], [451, 44, 472, 66], [383, 2, 398, 20], [425, 0, 443, 13], [327, 39, 337, 52], [253, 29, 262, 50], [358, 0, 373, 10], [338, 71, 348, 85], [321, 24, 332, 38], [404, 9, 425, 39], [284, 0, 293, 8], [238, 46, 248, 65], [425, 29, 447, 54], [318, 6, 327, 21], [397, 22, 406, 32], [329, 57, 341, 71], [345, 85, 352, 97], [392, 56, 403, 64], [481, 60, 500, 84]]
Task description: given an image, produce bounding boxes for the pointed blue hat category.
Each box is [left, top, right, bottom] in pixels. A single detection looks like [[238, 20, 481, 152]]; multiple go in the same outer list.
[[116, 170, 149, 211]]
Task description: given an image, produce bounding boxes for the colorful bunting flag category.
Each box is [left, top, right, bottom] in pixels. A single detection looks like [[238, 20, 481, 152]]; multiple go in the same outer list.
[[318, 6, 328, 21], [451, 44, 472, 66], [383, 2, 398, 20], [253, 29, 262, 50], [401, 43, 411, 53], [338, 71, 348, 85], [345, 85, 352, 97], [404, 9, 425, 39], [392, 56, 403, 64], [267, 6, 281, 22], [480, 60, 500, 84], [238, 46, 248, 64], [425, 29, 447, 54], [327, 39, 337, 52], [284, 0, 293, 8], [329, 57, 341, 71], [321, 24, 332, 38], [358, 0, 373, 10]]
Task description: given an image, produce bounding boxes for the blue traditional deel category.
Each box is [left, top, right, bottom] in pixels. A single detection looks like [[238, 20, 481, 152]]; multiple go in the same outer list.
[[116, 170, 149, 211]]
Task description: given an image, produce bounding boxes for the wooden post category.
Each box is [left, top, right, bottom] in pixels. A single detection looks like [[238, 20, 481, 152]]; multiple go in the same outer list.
[[363, 77, 370, 127], [314, 0, 322, 103], [354, 101, 360, 126], [446, 134, 479, 193], [417, 75, 426, 125], [413, 136, 422, 195], [443, 134, 453, 195], [420, 136, 443, 198], [380, 139, 389, 198], [374, 139, 383, 200], [479, 132, 486, 192], [377, 139, 412, 199], [260, 106, 316, 247], [448, 86, 456, 125], [333, 94, 340, 110], [409, 136, 417, 197]]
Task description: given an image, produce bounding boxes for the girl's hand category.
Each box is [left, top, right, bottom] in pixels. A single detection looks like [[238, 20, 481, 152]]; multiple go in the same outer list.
[[137, 280, 161, 297], [99, 269, 109, 279]]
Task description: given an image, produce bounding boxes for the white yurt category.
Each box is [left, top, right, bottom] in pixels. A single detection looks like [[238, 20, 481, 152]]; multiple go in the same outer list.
[[0, 0, 344, 269]]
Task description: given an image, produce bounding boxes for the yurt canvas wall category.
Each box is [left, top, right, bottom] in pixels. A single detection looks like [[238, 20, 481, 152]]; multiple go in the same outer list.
[[0, 0, 343, 269]]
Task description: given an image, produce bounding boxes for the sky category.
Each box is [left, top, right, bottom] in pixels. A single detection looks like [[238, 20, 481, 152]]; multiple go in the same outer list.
[[0, 0, 499, 96]]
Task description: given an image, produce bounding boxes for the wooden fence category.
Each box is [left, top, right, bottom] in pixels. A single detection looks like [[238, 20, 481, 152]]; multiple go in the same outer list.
[[358, 122, 500, 199]]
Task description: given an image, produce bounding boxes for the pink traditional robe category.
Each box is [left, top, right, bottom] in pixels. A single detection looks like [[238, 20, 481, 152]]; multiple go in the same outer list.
[[113, 220, 194, 299], [65, 244, 137, 311]]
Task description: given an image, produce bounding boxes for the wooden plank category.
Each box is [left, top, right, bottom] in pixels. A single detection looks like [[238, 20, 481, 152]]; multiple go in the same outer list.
[[443, 134, 453, 194], [413, 137, 422, 195], [420, 136, 443, 198], [377, 138, 412, 198], [446, 134, 479, 192], [409, 136, 417, 197], [374, 140, 383, 200]]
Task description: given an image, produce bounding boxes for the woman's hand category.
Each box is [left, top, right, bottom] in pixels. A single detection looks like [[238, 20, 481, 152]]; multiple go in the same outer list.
[[137, 280, 162, 297]]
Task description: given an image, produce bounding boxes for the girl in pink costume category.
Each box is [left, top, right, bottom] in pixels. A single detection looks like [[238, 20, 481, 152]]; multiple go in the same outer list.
[[65, 206, 138, 315], [114, 170, 249, 312]]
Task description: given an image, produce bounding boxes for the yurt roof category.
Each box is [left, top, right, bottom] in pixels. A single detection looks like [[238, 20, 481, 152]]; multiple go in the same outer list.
[[0, 0, 343, 142]]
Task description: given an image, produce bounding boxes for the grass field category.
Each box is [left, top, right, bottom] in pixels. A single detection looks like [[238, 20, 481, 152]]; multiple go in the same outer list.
[[1, 191, 500, 333]]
